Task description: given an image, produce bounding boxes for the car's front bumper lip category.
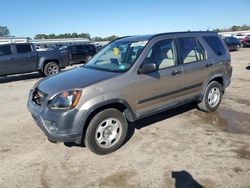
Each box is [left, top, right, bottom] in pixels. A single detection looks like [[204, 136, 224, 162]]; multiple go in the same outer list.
[[27, 90, 82, 143]]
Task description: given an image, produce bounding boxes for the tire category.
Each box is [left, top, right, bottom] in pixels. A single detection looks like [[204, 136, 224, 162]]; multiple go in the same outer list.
[[197, 81, 223, 112], [85, 108, 128, 155], [43, 62, 60, 76]]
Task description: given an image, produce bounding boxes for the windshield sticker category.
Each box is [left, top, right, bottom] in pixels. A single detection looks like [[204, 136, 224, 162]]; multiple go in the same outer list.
[[131, 40, 148, 47], [118, 64, 127, 70], [119, 64, 129, 70], [113, 47, 120, 56]]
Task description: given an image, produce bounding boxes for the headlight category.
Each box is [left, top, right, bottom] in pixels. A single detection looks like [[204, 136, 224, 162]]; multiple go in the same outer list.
[[48, 90, 82, 110]]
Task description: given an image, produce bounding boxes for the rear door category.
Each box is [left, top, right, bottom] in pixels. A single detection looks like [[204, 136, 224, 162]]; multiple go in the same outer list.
[[203, 35, 231, 85], [0, 44, 13, 76], [71, 45, 85, 63], [10, 44, 37, 74], [177, 37, 212, 100]]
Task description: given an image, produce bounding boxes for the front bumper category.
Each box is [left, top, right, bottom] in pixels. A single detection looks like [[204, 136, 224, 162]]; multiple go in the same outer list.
[[27, 90, 85, 143]]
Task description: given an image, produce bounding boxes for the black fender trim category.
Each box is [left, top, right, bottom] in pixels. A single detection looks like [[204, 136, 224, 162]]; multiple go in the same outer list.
[[79, 99, 136, 136]]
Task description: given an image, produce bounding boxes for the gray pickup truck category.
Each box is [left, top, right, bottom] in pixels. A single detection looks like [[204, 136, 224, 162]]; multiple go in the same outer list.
[[0, 43, 70, 77]]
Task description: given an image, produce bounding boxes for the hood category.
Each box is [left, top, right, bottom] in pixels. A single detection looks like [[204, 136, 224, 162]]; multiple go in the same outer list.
[[37, 67, 120, 95]]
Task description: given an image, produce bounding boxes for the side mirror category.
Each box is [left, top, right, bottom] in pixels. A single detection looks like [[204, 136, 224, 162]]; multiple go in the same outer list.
[[138, 63, 157, 74]]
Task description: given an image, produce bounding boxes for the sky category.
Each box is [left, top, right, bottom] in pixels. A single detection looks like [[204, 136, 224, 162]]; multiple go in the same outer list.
[[1, 0, 250, 38]]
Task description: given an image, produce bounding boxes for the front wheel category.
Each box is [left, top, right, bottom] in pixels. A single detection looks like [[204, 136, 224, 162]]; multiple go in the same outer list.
[[85, 108, 128, 155], [43, 62, 60, 76], [197, 81, 223, 112]]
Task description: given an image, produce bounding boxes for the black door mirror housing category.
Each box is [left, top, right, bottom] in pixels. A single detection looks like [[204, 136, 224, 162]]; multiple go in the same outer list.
[[139, 63, 157, 74]]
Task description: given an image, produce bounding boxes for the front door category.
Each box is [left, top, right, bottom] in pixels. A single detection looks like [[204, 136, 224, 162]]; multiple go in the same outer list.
[[133, 38, 184, 117]]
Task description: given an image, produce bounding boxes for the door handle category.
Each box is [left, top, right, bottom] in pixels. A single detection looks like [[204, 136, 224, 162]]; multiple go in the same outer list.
[[206, 63, 213, 67], [171, 70, 182, 76], [7, 57, 15, 60]]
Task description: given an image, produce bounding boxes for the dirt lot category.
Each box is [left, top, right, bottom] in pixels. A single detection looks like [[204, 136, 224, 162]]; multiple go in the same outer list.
[[0, 48, 250, 188]]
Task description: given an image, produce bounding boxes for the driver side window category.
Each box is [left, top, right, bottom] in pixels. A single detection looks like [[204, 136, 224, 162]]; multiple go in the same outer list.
[[144, 39, 177, 70]]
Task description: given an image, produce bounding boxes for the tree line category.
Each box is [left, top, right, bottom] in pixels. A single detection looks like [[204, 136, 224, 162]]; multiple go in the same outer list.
[[1, 25, 250, 40], [0, 26, 10, 37], [34, 33, 91, 40], [213, 25, 250, 32], [0, 26, 118, 41], [34, 33, 119, 42]]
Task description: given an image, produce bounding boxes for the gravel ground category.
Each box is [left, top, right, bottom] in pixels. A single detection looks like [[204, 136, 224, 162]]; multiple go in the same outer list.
[[0, 48, 250, 188]]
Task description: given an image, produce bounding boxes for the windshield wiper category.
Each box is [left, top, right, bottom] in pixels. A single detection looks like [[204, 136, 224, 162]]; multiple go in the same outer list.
[[84, 65, 122, 73]]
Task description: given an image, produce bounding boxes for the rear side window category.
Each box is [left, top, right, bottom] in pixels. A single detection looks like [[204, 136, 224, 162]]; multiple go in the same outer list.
[[16, 44, 32, 54], [203, 36, 226, 56], [0, 45, 11, 56], [179, 37, 205, 64]]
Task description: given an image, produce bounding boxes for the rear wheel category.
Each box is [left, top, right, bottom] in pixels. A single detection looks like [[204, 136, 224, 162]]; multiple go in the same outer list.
[[197, 81, 223, 112], [43, 62, 60, 76], [85, 108, 128, 155]]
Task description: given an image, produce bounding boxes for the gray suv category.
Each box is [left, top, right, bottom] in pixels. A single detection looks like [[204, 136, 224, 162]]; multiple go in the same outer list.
[[27, 32, 232, 155]]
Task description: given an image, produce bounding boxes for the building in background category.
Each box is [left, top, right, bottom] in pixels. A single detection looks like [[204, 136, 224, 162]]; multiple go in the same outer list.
[[0, 37, 30, 44], [32, 38, 89, 49], [0, 37, 90, 50]]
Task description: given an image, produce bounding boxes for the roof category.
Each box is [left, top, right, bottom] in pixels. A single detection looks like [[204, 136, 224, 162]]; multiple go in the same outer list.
[[116, 31, 217, 42]]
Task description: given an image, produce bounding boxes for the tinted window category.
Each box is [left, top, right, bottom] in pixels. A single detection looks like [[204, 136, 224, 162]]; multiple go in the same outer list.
[[0, 45, 11, 56], [145, 39, 177, 69], [203, 36, 226, 56], [84, 45, 92, 51], [179, 37, 205, 64], [16, 44, 32, 54]]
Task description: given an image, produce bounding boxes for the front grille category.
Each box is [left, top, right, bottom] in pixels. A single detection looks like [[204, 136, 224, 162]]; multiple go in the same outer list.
[[32, 88, 47, 106]]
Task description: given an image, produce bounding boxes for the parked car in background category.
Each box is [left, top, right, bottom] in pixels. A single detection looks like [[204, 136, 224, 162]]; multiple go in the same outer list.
[[242, 36, 250, 48], [234, 33, 247, 42], [223, 37, 241, 51], [28, 31, 232, 155], [94, 44, 103, 52], [60, 44, 97, 64], [0, 43, 70, 77]]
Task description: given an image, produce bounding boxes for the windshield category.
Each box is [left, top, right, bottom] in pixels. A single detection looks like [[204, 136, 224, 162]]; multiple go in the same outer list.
[[84, 40, 148, 72]]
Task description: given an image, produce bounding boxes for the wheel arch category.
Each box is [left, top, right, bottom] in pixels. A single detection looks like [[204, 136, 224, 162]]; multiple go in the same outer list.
[[80, 99, 136, 142], [38, 58, 60, 71], [207, 75, 225, 93], [200, 74, 224, 101]]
